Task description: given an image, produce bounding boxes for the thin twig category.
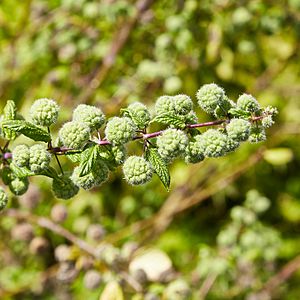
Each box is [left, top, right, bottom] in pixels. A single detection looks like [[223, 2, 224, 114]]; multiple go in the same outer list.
[[199, 273, 218, 299], [260, 254, 300, 296]]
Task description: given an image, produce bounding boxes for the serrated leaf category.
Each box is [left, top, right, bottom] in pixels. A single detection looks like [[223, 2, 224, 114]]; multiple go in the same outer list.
[[65, 151, 82, 163], [10, 162, 34, 178], [151, 113, 186, 129], [2, 100, 18, 140], [228, 108, 251, 119], [78, 144, 100, 177], [121, 108, 145, 129], [2, 120, 51, 142], [39, 167, 60, 179], [145, 148, 170, 190]]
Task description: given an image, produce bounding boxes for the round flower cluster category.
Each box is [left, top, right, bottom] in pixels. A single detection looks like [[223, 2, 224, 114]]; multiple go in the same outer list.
[[126, 102, 151, 129], [184, 137, 205, 164], [237, 94, 260, 113], [72, 104, 105, 131], [249, 126, 266, 143], [71, 160, 109, 190], [30, 98, 60, 127], [196, 83, 226, 114], [59, 121, 90, 149], [197, 129, 228, 158], [52, 175, 79, 200], [12, 144, 30, 167], [155, 94, 193, 116], [9, 177, 29, 196], [29, 144, 51, 173], [0, 187, 8, 211], [123, 156, 153, 185], [226, 118, 251, 141], [156, 128, 188, 162], [105, 117, 136, 146]]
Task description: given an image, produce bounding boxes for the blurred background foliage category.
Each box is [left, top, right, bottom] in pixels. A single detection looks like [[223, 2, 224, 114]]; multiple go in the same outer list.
[[0, 0, 300, 299]]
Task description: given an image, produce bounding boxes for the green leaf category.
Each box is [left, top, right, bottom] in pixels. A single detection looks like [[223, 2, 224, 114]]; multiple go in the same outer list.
[[228, 108, 251, 119], [65, 151, 82, 163], [3, 100, 16, 120], [39, 167, 60, 180], [145, 147, 170, 190], [151, 113, 186, 129], [2, 120, 51, 142], [2, 100, 18, 140], [78, 144, 100, 177], [121, 108, 145, 129], [10, 162, 34, 178]]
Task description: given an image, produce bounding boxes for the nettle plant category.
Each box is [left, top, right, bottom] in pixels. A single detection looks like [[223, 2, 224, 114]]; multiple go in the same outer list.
[[0, 84, 277, 210]]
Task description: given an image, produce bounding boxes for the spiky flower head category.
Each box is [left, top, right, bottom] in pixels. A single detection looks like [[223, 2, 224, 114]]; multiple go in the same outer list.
[[71, 160, 109, 190], [237, 93, 260, 113], [12, 144, 30, 167], [105, 117, 136, 146], [164, 279, 191, 300], [123, 156, 153, 185], [58, 121, 90, 149], [184, 137, 205, 164], [197, 129, 228, 157], [226, 118, 251, 142], [9, 177, 29, 196], [196, 83, 226, 114], [0, 187, 8, 211], [226, 137, 240, 153], [52, 175, 79, 199], [155, 95, 176, 116], [249, 126, 266, 143], [155, 94, 193, 116], [72, 104, 105, 131], [29, 144, 51, 173], [156, 128, 188, 162], [30, 98, 59, 126], [173, 94, 193, 115], [126, 102, 151, 129]]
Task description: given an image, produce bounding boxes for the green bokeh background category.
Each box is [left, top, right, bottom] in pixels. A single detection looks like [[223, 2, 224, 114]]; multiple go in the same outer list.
[[0, 0, 300, 299]]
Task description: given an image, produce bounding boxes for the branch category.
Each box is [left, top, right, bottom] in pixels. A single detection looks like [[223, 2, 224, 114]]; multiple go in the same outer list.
[[78, 0, 155, 103], [260, 254, 300, 296]]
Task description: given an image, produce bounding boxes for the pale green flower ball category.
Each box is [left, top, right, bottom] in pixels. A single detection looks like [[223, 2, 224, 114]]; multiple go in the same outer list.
[[71, 160, 109, 190], [105, 117, 136, 146], [126, 102, 151, 129], [196, 83, 226, 114], [30, 98, 60, 126], [173, 94, 193, 115], [249, 126, 266, 143], [12, 144, 30, 167], [9, 177, 29, 196], [226, 118, 251, 141], [72, 104, 105, 131], [52, 175, 79, 199], [237, 93, 260, 113], [156, 128, 188, 162], [155, 95, 176, 116], [0, 187, 8, 211], [58, 121, 90, 149], [29, 144, 51, 173], [226, 137, 240, 153], [197, 129, 228, 157], [184, 137, 205, 164], [155, 94, 193, 116], [123, 156, 153, 185]]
